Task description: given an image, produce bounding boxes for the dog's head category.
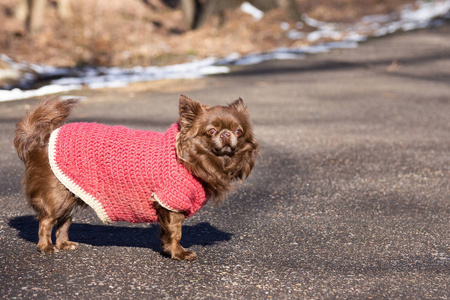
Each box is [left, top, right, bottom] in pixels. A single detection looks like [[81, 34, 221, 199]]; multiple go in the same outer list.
[[176, 95, 259, 199]]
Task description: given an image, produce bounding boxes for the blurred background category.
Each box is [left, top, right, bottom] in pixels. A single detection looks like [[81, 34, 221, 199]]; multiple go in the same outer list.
[[0, 0, 418, 68], [2, 0, 450, 99]]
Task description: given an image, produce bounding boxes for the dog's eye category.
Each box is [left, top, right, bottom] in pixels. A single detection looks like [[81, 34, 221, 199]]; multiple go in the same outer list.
[[207, 128, 217, 136], [235, 129, 243, 137]]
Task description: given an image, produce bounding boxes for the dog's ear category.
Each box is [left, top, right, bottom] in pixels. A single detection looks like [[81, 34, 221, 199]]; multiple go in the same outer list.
[[229, 97, 247, 113], [179, 94, 204, 128], [179, 95, 204, 119]]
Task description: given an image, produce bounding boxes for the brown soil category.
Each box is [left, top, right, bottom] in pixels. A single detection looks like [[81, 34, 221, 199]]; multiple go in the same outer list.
[[0, 0, 416, 68]]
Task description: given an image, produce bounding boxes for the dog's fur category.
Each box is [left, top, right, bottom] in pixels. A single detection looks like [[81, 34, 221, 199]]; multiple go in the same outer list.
[[14, 95, 258, 260]]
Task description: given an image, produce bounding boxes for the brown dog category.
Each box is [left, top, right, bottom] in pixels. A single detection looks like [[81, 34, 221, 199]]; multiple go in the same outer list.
[[14, 95, 258, 260]]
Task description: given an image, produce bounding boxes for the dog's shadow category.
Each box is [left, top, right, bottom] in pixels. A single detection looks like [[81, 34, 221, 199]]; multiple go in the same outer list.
[[9, 216, 232, 253]]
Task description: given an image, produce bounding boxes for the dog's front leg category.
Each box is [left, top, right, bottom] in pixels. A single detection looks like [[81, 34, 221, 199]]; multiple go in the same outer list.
[[155, 204, 197, 261]]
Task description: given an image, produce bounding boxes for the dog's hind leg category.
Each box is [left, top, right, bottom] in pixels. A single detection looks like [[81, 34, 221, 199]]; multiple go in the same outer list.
[[26, 163, 81, 253], [56, 216, 78, 250], [37, 214, 58, 253]]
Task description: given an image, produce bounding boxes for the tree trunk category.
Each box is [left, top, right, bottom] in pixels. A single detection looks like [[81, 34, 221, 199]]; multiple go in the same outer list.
[[180, 0, 197, 29], [27, 0, 46, 34], [15, 0, 29, 22], [276, 0, 300, 20], [181, 0, 300, 30], [181, 0, 243, 30], [57, 0, 72, 20]]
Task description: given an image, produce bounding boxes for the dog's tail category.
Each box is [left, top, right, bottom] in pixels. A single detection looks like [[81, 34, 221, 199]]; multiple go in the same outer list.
[[14, 98, 80, 163]]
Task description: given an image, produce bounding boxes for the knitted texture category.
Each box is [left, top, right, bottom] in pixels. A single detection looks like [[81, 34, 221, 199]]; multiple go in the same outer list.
[[48, 123, 208, 223]]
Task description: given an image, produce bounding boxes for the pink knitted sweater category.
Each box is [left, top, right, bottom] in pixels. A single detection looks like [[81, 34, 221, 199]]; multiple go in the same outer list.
[[48, 123, 208, 223]]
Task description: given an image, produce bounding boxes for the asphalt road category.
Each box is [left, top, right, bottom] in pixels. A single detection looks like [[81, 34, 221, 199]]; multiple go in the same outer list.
[[1, 24, 449, 299]]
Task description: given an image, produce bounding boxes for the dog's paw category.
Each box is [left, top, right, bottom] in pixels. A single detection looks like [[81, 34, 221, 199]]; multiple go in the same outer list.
[[56, 241, 79, 251], [173, 250, 197, 261], [37, 244, 60, 254]]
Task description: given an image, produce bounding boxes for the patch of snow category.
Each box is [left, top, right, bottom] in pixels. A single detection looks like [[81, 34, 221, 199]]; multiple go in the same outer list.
[[0, 84, 83, 102], [402, 0, 450, 24], [361, 13, 397, 24], [307, 28, 342, 42], [280, 22, 290, 31], [343, 32, 367, 43], [287, 29, 305, 40], [59, 95, 86, 101], [240, 2, 264, 21], [0, 56, 230, 102], [302, 14, 327, 28], [49, 58, 229, 88], [302, 0, 450, 41], [218, 49, 304, 66], [219, 41, 358, 66], [295, 22, 304, 30]]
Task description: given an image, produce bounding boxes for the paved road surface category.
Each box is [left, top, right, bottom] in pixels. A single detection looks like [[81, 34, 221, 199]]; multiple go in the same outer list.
[[1, 24, 449, 299]]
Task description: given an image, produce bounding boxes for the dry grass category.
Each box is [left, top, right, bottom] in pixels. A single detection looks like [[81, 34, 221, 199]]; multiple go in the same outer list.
[[296, 0, 416, 22], [0, 0, 416, 68]]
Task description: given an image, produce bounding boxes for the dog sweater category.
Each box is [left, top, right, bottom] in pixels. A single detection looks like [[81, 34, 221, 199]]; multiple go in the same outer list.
[[48, 123, 208, 224]]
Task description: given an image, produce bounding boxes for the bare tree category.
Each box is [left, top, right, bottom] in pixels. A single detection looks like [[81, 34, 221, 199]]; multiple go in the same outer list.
[[180, 0, 197, 29], [15, 0, 28, 22], [180, 0, 300, 30], [58, 0, 72, 20], [277, 0, 300, 20], [15, 0, 72, 34], [28, 0, 46, 34]]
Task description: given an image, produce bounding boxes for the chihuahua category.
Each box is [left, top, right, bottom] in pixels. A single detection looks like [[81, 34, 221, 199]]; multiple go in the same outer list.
[[14, 95, 258, 260]]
